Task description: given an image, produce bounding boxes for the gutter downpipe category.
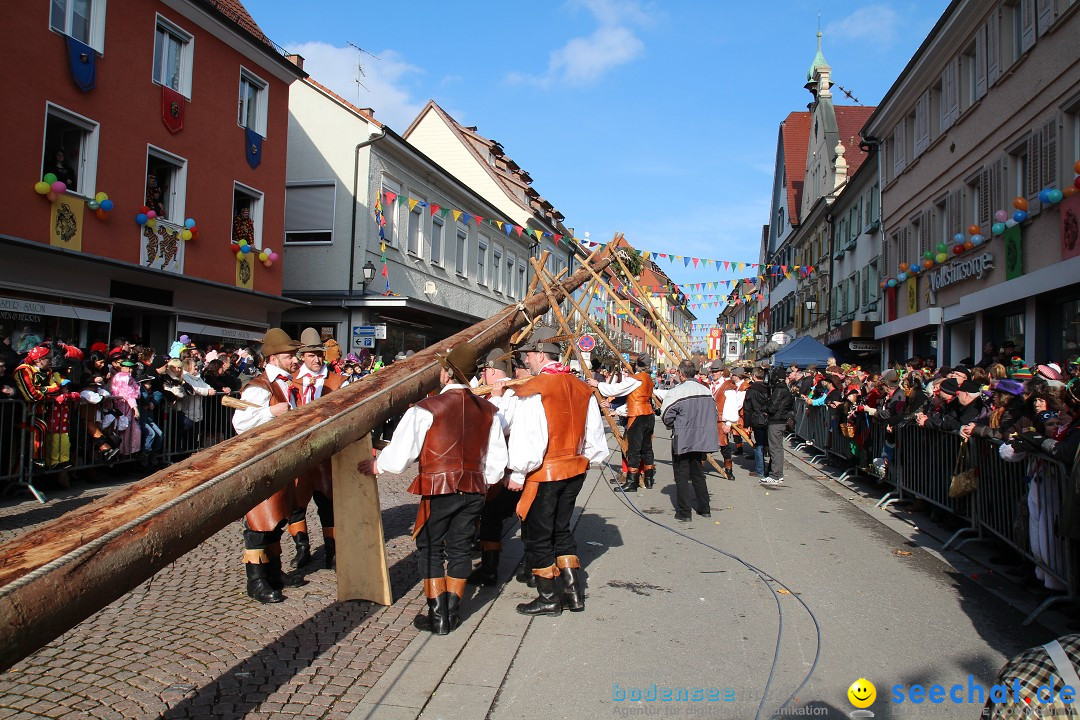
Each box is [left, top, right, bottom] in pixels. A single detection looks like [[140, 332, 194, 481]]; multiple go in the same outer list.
[[347, 128, 388, 314]]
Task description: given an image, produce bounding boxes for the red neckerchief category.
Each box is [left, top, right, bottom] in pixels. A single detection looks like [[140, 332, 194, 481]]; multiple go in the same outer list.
[[540, 361, 572, 375]]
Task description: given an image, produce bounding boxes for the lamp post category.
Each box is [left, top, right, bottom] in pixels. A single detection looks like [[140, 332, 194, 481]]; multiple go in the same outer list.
[[804, 299, 825, 321], [361, 260, 376, 292]]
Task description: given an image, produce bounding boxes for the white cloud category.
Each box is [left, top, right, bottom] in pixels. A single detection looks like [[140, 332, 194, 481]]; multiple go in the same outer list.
[[825, 4, 901, 47], [284, 41, 425, 130], [508, 0, 654, 88]]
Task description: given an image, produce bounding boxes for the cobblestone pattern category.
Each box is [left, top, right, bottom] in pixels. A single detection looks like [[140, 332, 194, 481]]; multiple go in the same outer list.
[[0, 466, 431, 720]]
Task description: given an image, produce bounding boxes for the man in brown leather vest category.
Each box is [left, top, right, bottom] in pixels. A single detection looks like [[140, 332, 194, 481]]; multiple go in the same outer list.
[[287, 327, 345, 570], [360, 342, 507, 634], [232, 328, 305, 604], [508, 327, 608, 616], [589, 355, 656, 492]]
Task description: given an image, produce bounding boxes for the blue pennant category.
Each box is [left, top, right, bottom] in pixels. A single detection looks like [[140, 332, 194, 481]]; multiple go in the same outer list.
[[66, 36, 96, 92], [245, 127, 263, 169]]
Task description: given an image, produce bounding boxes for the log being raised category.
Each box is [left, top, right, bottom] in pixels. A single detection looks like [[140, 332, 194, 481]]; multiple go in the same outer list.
[[0, 249, 612, 672]]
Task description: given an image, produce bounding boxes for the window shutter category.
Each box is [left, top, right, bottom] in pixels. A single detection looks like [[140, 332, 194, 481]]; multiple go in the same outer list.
[[914, 94, 928, 156], [990, 156, 1005, 215], [893, 120, 907, 176], [1021, 0, 1036, 53], [975, 24, 987, 99], [285, 185, 335, 233], [948, 58, 962, 123], [884, 233, 892, 278], [861, 265, 869, 305], [940, 68, 953, 132], [1027, 131, 1042, 214], [853, 271, 860, 311], [948, 189, 962, 237], [1038, 0, 1056, 35], [987, 12, 1001, 87], [923, 210, 933, 255], [1041, 117, 1057, 191], [900, 226, 910, 268], [978, 167, 991, 227]]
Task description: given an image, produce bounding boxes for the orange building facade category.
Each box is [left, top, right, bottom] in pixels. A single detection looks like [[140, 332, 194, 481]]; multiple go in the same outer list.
[[0, 0, 303, 352]]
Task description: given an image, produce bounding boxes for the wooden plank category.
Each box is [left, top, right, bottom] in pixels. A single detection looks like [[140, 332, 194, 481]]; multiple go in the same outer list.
[[332, 434, 392, 605]]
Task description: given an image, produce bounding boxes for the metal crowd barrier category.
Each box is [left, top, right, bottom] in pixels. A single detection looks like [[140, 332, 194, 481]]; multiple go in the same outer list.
[[2, 394, 236, 504], [785, 395, 1077, 625]]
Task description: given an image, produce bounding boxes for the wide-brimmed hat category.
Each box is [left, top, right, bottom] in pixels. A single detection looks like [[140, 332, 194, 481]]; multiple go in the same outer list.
[[437, 342, 478, 385], [297, 327, 326, 353], [478, 347, 512, 375], [261, 328, 302, 356], [634, 355, 651, 370], [881, 369, 900, 387], [517, 326, 562, 356]]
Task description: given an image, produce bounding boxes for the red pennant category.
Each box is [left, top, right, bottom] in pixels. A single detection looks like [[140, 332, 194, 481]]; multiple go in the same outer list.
[[514, 226, 523, 237], [781, 265, 788, 273], [384, 191, 398, 205], [554, 234, 562, 244], [162, 86, 185, 134], [723, 261, 730, 270], [381, 263, 388, 277], [429, 203, 441, 216], [692, 258, 699, 268], [473, 215, 484, 225]]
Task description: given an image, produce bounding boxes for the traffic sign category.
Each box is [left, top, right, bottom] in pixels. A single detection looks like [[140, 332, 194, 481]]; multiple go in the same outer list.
[[353, 337, 375, 349], [353, 325, 376, 337], [577, 335, 596, 352]]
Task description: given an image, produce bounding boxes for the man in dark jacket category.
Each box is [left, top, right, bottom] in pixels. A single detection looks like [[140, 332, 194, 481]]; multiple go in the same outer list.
[[932, 379, 985, 432], [764, 367, 795, 484], [660, 360, 719, 522], [743, 367, 770, 479]]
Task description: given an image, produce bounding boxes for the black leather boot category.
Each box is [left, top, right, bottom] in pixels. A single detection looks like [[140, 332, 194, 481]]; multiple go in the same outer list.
[[446, 592, 463, 632], [246, 563, 284, 604], [323, 536, 336, 570], [643, 468, 656, 489], [619, 471, 640, 493], [291, 531, 312, 568], [516, 574, 563, 617], [558, 564, 585, 612], [428, 593, 451, 635], [468, 549, 500, 586], [516, 564, 536, 587], [268, 558, 308, 590]]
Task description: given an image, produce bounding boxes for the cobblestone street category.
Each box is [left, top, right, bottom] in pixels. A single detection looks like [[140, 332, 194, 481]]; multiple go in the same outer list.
[[0, 468, 432, 720]]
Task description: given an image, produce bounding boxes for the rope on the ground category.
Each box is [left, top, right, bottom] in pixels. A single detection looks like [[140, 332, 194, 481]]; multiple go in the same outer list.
[[601, 457, 822, 720]]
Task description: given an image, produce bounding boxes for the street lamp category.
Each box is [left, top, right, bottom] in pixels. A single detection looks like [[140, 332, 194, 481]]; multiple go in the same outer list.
[[361, 260, 377, 291], [804, 299, 824, 321]]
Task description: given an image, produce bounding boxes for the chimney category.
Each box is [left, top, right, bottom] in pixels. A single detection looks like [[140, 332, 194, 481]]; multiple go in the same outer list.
[[358, 108, 375, 116], [285, 53, 304, 70]]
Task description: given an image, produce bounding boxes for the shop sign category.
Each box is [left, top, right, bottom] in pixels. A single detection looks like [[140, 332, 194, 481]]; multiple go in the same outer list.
[[177, 321, 264, 342], [0, 295, 110, 323], [927, 252, 993, 303], [826, 327, 843, 345], [849, 340, 878, 352]]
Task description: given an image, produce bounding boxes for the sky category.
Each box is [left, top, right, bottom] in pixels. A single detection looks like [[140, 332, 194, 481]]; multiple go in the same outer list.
[[251, 0, 949, 324]]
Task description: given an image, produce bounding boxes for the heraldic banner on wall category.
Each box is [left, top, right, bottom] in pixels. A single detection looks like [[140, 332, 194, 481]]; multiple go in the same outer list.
[[235, 254, 254, 290], [140, 221, 185, 274], [50, 196, 84, 251]]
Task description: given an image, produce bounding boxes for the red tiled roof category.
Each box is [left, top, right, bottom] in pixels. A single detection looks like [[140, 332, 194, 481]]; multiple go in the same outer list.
[[202, 0, 278, 51], [834, 105, 877, 180], [781, 112, 810, 225]]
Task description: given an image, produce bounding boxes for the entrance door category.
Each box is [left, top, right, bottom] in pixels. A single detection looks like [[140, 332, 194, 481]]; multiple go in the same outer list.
[[110, 305, 172, 350]]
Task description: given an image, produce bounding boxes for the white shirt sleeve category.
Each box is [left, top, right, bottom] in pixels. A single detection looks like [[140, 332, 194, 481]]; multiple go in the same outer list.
[[596, 377, 641, 398], [583, 397, 609, 465], [489, 390, 518, 432], [232, 384, 273, 434], [507, 395, 549, 484], [375, 406, 433, 475], [483, 415, 509, 485]]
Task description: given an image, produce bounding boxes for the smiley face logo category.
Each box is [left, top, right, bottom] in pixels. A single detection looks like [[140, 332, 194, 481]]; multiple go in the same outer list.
[[847, 678, 876, 708]]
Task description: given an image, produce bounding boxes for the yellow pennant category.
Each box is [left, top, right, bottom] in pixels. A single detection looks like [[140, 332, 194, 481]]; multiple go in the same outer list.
[[408, 198, 419, 212], [452, 210, 462, 221]]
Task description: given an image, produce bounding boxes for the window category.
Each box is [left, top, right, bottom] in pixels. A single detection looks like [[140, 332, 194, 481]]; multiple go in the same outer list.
[[430, 214, 444, 265], [1009, 137, 1030, 200], [238, 68, 268, 136], [50, 0, 105, 52], [232, 183, 263, 249], [934, 196, 948, 251], [960, 40, 977, 110], [965, 173, 981, 228], [42, 104, 99, 197], [455, 224, 468, 275], [152, 15, 193, 97], [492, 245, 503, 293], [506, 251, 516, 298], [870, 183, 880, 223], [381, 179, 400, 247], [407, 202, 423, 256], [477, 237, 488, 285], [284, 183, 335, 244], [146, 146, 187, 224], [518, 262, 526, 297]]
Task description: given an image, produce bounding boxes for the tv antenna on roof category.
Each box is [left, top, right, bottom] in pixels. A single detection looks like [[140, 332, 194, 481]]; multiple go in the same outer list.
[[346, 41, 380, 105]]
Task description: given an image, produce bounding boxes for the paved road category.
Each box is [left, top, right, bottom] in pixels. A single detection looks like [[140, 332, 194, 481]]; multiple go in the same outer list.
[[0, 425, 1063, 720]]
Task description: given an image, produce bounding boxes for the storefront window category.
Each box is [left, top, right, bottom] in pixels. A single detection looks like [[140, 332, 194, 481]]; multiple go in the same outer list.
[[888, 335, 908, 366], [1063, 298, 1080, 362], [1, 295, 110, 351], [913, 329, 938, 363], [1002, 312, 1025, 354]]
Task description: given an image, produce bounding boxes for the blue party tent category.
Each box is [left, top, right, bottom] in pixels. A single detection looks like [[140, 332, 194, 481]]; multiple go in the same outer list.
[[769, 335, 833, 367]]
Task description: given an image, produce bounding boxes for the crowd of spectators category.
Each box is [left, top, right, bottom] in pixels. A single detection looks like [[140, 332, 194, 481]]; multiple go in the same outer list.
[[0, 328, 387, 490]]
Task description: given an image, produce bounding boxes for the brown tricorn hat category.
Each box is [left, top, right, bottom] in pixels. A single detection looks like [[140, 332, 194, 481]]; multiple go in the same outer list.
[[437, 342, 478, 385], [260, 328, 302, 356]]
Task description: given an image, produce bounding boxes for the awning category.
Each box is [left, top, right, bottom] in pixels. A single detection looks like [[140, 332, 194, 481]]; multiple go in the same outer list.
[[0, 294, 111, 323], [176, 319, 268, 343]]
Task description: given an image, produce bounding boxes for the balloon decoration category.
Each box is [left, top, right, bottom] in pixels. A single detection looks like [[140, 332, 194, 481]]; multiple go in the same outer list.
[[1013, 210, 1029, 223], [897, 272, 908, 282], [994, 209, 1009, 223], [922, 258, 934, 269], [935, 252, 948, 263], [991, 222, 1006, 236], [1013, 196, 1028, 212]]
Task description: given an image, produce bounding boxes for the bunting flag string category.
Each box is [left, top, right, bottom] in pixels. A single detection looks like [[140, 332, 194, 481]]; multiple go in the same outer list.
[[375, 190, 815, 277]]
